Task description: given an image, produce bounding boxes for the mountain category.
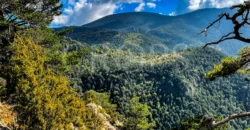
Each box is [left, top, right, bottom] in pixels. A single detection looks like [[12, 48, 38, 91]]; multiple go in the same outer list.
[[83, 8, 227, 30], [62, 8, 249, 55], [4, 1, 250, 129], [54, 8, 250, 129]]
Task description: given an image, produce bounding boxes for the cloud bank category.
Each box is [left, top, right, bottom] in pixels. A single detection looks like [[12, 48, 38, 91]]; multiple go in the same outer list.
[[188, 0, 245, 10]]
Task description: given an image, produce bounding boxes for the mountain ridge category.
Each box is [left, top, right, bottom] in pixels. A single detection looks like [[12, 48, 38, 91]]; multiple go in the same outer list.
[[56, 7, 249, 56], [82, 8, 231, 29]]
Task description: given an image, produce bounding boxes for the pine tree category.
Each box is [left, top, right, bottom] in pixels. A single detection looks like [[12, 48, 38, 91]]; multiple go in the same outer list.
[[125, 97, 155, 130]]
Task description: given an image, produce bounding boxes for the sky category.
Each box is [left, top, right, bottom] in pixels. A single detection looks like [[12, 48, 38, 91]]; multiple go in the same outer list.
[[51, 0, 245, 27]]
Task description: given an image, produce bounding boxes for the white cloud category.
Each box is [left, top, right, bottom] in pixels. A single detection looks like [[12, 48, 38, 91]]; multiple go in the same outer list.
[[135, 2, 145, 12], [52, 0, 152, 26], [64, 8, 74, 15], [53, 15, 69, 24], [54, 1, 117, 26], [188, 0, 245, 10], [68, 0, 75, 5], [188, 0, 202, 10], [146, 2, 156, 8], [209, 0, 245, 8]]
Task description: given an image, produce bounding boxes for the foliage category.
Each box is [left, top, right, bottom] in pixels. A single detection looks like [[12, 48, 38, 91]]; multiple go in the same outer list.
[[0, 0, 63, 83], [0, 0, 62, 28], [6, 36, 103, 129], [206, 46, 250, 80], [0, 0, 62, 47], [0, 2, 249, 129], [2, 33, 248, 129], [23, 28, 61, 46], [69, 45, 250, 129], [124, 97, 155, 130], [0, 1, 120, 130], [67, 30, 172, 53]]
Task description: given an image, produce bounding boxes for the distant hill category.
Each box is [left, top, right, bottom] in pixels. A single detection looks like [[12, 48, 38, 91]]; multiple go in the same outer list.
[[59, 8, 249, 55]]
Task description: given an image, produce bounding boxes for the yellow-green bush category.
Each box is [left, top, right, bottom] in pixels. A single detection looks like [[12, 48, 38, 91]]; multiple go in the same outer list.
[[8, 36, 103, 129]]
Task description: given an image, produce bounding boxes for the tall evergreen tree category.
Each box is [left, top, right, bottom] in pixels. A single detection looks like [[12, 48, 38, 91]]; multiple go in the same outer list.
[[0, 0, 62, 50], [0, 0, 62, 83]]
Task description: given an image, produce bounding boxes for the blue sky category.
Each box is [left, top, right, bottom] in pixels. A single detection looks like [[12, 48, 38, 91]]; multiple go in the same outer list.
[[51, 0, 245, 27]]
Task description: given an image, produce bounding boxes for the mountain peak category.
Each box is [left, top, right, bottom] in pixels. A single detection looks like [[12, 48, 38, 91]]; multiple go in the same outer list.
[[82, 12, 172, 29]]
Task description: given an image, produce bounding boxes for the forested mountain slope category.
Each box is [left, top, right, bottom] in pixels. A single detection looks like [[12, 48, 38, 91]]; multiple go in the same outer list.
[[61, 37, 250, 129]]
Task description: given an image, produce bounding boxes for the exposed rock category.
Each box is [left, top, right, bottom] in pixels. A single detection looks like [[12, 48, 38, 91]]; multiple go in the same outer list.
[[0, 77, 6, 88], [86, 103, 117, 130], [0, 103, 17, 130]]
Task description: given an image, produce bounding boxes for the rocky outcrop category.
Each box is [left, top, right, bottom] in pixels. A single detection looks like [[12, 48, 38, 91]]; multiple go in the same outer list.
[[0, 77, 6, 88], [0, 103, 17, 130], [86, 103, 117, 130]]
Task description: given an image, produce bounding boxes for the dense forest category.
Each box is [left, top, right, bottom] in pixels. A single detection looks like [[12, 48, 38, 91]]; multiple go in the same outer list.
[[0, 0, 250, 130], [61, 39, 250, 129]]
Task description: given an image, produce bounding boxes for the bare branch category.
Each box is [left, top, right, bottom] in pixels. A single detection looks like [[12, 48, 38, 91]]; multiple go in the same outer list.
[[199, 112, 250, 129], [211, 112, 250, 128], [230, 4, 242, 9], [203, 32, 235, 48], [193, 13, 231, 38], [194, 3, 250, 47], [242, 9, 250, 25]]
